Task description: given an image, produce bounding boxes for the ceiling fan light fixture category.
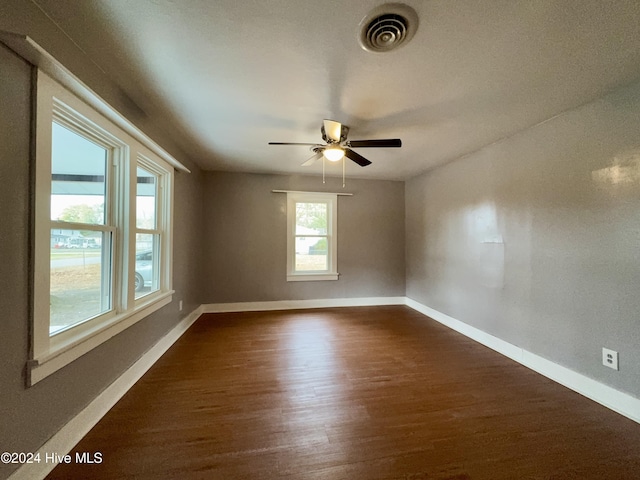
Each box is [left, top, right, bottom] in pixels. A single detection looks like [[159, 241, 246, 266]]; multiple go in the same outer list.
[[268, 119, 401, 171], [323, 146, 345, 162]]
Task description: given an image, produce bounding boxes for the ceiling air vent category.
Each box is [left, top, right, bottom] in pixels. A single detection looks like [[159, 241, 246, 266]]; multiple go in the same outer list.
[[359, 3, 418, 53]]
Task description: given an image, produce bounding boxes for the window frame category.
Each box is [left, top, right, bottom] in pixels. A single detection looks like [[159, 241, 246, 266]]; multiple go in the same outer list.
[[47, 110, 119, 335], [133, 154, 172, 301], [30, 70, 175, 385], [286, 192, 339, 282]]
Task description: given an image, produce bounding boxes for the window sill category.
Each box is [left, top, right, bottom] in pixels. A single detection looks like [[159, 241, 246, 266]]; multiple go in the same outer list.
[[28, 291, 173, 385], [287, 273, 339, 282]]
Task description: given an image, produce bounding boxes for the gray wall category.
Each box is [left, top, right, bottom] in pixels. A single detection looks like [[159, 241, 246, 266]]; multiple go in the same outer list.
[[2, 1, 638, 475], [0, 29, 203, 480], [201, 172, 405, 302], [406, 79, 640, 398]]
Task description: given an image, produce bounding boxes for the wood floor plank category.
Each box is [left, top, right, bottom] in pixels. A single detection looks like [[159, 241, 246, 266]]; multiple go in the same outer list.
[[47, 306, 640, 479]]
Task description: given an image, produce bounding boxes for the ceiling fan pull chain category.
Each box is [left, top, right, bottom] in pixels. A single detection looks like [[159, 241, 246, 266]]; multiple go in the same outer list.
[[323, 156, 326, 184], [343, 156, 346, 188]]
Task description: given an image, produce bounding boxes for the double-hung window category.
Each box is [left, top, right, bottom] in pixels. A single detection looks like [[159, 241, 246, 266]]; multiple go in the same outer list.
[[134, 157, 172, 299], [31, 70, 177, 384], [286, 192, 338, 281], [48, 116, 118, 335]]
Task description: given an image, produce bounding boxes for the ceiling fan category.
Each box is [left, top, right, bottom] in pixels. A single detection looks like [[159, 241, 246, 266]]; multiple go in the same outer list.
[[268, 119, 402, 167]]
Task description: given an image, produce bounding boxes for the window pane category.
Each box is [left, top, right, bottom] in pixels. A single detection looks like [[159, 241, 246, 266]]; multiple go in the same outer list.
[[295, 202, 327, 235], [51, 122, 107, 224], [135, 234, 159, 298], [295, 236, 328, 271], [136, 167, 157, 229], [50, 229, 111, 334]]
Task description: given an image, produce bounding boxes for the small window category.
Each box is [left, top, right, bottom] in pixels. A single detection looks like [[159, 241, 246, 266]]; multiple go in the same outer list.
[[286, 192, 338, 281]]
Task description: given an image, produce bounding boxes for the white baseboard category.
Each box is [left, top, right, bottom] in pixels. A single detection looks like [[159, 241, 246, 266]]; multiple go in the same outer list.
[[405, 297, 640, 424], [8, 305, 203, 480], [405, 299, 524, 362], [11, 297, 639, 480], [202, 296, 406, 313]]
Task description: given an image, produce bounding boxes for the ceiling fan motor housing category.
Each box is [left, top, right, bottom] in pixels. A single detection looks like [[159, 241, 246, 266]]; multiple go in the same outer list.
[[321, 123, 349, 144], [359, 3, 419, 53]]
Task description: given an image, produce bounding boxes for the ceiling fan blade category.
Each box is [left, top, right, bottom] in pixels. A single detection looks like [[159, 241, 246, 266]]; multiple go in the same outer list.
[[301, 151, 323, 167], [347, 139, 402, 148], [268, 142, 319, 146], [323, 119, 343, 143], [344, 148, 372, 167]]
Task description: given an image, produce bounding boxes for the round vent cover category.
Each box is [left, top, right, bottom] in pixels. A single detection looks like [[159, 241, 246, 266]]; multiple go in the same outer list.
[[359, 3, 418, 53]]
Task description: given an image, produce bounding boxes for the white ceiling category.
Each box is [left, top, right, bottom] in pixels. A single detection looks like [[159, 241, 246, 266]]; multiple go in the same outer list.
[[32, 0, 640, 180]]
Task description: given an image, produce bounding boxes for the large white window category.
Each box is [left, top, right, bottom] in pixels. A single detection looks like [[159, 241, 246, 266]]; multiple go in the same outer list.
[[286, 192, 338, 281], [31, 71, 176, 384]]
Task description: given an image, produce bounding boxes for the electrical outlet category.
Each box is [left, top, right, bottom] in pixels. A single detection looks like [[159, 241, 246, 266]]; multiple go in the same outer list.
[[602, 348, 618, 370], [179, 300, 183, 311]]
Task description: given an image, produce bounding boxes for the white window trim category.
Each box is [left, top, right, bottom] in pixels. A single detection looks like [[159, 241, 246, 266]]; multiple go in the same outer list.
[[46, 106, 120, 334], [286, 192, 339, 282], [30, 70, 176, 385]]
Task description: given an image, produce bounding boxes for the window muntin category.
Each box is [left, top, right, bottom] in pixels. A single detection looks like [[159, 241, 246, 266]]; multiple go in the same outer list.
[[286, 192, 338, 281]]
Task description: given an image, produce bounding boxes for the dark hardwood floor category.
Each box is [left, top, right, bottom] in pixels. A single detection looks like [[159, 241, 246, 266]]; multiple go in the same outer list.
[[47, 306, 640, 479]]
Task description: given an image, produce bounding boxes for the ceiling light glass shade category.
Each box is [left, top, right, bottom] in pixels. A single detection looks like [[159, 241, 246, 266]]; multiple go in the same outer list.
[[323, 147, 345, 162]]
